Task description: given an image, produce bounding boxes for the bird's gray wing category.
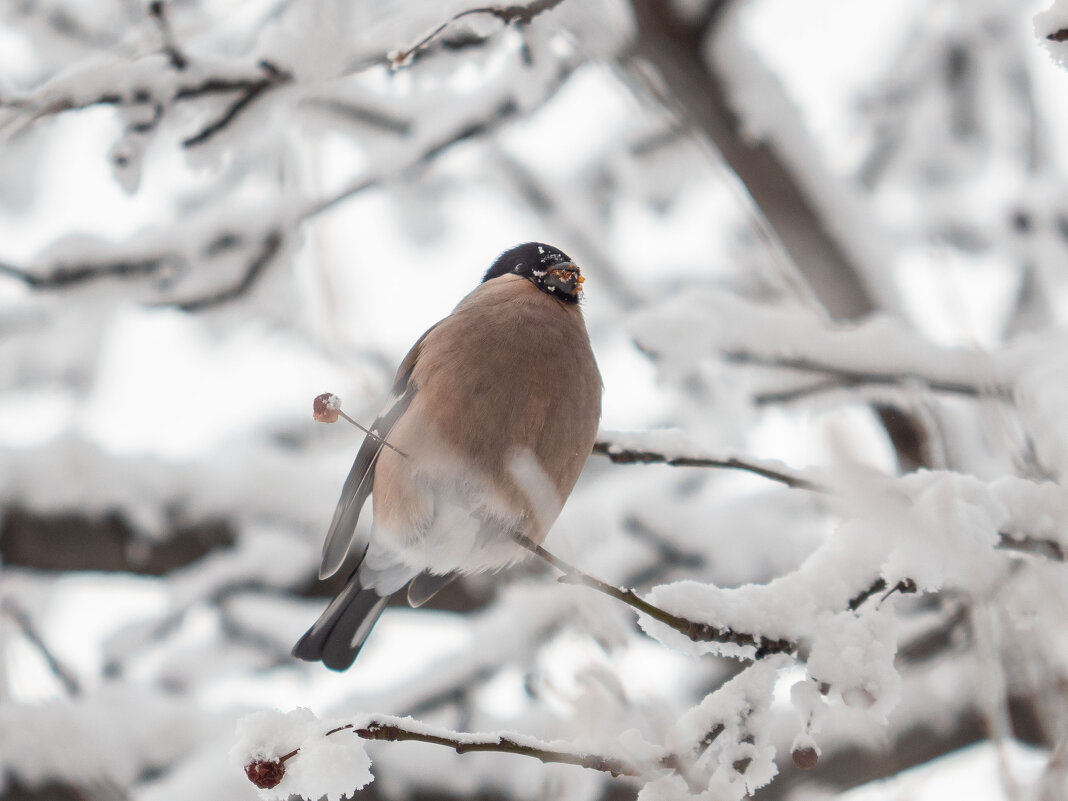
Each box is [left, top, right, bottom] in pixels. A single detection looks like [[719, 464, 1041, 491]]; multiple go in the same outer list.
[[318, 324, 436, 579]]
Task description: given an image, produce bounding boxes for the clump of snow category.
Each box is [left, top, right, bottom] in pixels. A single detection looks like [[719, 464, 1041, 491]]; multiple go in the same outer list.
[[636, 774, 702, 801], [628, 290, 1002, 391], [0, 685, 219, 791], [806, 609, 900, 720], [231, 708, 372, 801], [1035, 1, 1068, 67], [666, 659, 787, 799]]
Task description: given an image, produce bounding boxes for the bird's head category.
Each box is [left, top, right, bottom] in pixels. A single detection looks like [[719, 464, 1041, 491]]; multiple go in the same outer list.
[[482, 242, 584, 303]]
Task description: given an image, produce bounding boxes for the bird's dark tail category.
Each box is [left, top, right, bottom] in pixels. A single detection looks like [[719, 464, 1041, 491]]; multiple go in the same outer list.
[[292, 571, 391, 671]]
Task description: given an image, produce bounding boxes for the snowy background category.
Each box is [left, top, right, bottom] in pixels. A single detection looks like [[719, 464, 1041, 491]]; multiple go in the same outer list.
[[3, 0, 1068, 799]]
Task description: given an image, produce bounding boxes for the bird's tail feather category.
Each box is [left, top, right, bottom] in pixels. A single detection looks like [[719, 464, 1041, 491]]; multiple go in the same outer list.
[[292, 572, 391, 671]]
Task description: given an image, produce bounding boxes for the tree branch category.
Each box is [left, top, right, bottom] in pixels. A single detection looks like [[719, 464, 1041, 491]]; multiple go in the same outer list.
[[349, 721, 636, 776], [180, 61, 291, 148], [626, 0, 875, 320], [592, 440, 820, 491], [390, 0, 568, 66], [0, 254, 177, 289], [169, 229, 283, 311], [847, 577, 917, 611], [1, 598, 82, 696], [244, 716, 639, 791], [513, 534, 796, 658], [997, 531, 1067, 562]]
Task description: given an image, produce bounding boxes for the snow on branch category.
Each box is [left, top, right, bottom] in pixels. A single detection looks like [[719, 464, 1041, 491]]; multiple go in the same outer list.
[[1036, 1, 1068, 63], [235, 709, 644, 801], [178, 61, 291, 149], [514, 534, 798, 659], [390, 0, 569, 66], [630, 291, 1009, 399], [728, 353, 1010, 404]]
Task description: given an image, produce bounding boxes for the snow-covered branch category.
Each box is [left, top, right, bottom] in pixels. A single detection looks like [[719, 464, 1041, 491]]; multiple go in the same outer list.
[[515, 534, 797, 658]]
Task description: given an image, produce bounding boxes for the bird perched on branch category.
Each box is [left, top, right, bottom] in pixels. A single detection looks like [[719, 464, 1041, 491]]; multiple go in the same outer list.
[[293, 243, 602, 670]]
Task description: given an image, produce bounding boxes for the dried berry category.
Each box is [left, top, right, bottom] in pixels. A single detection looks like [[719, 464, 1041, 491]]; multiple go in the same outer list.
[[245, 759, 285, 789], [792, 747, 819, 770], [313, 392, 341, 423]]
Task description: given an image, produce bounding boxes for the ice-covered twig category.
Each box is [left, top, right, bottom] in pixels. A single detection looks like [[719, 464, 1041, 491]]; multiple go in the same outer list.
[[592, 440, 820, 491], [513, 534, 796, 658]]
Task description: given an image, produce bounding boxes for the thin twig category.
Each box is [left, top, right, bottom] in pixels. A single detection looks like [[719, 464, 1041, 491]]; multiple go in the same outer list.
[[0, 255, 177, 289], [390, 0, 567, 65], [1, 599, 82, 696], [247, 718, 638, 790], [847, 577, 917, 611], [348, 721, 636, 776], [513, 534, 795, 658], [337, 410, 407, 457], [181, 61, 291, 148], [592, 441, 821, 491], [148, 0, 188, 70], [170, 230, 282, 311]]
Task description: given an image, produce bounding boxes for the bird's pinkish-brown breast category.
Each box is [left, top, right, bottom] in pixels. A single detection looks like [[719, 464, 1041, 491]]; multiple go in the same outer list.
[[372, 275, 601, 543]]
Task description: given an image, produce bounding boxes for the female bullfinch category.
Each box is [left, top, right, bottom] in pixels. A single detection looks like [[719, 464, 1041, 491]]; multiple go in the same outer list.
[[293, 242, 602, 670]]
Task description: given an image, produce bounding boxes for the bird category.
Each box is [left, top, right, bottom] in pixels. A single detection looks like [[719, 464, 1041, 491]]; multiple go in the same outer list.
[[293, 242, 602, 670]]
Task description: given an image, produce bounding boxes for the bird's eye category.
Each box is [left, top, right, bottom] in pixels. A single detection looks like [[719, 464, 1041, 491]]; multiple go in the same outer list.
[[514, 263, 524, 272]]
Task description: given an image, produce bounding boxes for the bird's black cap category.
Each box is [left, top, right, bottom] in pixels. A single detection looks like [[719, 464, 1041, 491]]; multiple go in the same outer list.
[[483, 242, 584, 302]]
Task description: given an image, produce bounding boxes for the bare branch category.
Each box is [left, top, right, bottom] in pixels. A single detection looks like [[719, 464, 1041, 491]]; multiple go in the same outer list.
[[593, 441, 820, 491], [1, 598, 82, 696], [626, 0, 876, 320], [148, 0, 188, 70]]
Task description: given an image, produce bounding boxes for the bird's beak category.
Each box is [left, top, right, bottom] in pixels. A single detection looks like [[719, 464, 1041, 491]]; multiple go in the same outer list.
[[545, 262, 584, 298]]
